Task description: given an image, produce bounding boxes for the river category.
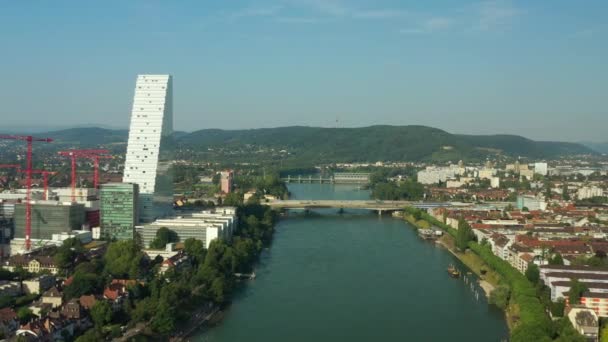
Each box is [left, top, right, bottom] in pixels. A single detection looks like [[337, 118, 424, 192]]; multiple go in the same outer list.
[[196, 184, 508, 341]]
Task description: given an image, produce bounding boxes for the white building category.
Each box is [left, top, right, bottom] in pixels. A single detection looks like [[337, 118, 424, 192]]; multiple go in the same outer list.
[[136, 207, 237, 249], [417, 166, 462, 185], [578, 186, 604, 200], [490, 177, 500, 189], [123, 75, 174, 223], [517, 195, 547, 211], [534, 162, 548, 176], [478, 168, 496, 180]]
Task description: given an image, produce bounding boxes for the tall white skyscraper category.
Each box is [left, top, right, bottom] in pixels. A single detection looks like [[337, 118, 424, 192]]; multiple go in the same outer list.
[[123, 75, 174, 223]]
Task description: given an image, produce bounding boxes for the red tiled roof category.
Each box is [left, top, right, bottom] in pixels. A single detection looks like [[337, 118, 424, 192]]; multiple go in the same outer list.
[[0, 307, 16, 322], [79, 295, 97, 310]]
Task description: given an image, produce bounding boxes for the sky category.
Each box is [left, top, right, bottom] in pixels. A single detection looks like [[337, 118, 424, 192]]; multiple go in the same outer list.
[[0, 0, 606, 142]]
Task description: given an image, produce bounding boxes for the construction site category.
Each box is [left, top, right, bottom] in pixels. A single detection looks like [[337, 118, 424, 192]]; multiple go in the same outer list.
[[0, 137, 117, 256]]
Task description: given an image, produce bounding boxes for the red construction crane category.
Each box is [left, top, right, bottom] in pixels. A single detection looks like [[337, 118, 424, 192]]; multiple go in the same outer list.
[[0, 135, 53, 251], [87, 154, 113, 188], [28, 170, 57, 200], [0, 165, 57, 200], [57, 149, 109, 202], [0, 164, 21, 170]]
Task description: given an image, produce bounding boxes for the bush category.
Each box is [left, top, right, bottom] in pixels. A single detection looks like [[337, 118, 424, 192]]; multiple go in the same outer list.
[[469, 242, 552, 340], [489, 285, 511, 309]]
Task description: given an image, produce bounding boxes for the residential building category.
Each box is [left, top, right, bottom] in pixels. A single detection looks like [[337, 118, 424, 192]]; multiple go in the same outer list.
[[4, 254, 59, 275], [0, 307, 18, 337], [220, 170, 233, 194], [100, 183, 139, 240], [22, 275, 55, 295], [41, 287, 63, 308], [158, 252, 190, 275], [520, 169, 534, 180], [567, 308, 599, 340], [0, 281, 21, 297], [578, 186, 604, 200], [540, 265, 608, 301], [417, 166, 461, 185], [478, 168, 496, 180], [103, 279, 136, 310], [78, 295, 97, 310], [123, 74, 174, 223]]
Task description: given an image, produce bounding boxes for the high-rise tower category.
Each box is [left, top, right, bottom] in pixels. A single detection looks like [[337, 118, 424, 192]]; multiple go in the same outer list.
[[123, 75, 174, 223]]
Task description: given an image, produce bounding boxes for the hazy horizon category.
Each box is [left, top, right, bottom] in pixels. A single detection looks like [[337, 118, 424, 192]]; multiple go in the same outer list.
[[1, 1, 606, 142]]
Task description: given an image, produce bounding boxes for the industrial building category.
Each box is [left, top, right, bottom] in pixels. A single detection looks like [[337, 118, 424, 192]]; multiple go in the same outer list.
[[100, 183, 139, 240], [14, 202, 85, 240], [123, 74, 174, 223], [136, 207, 237, 248]]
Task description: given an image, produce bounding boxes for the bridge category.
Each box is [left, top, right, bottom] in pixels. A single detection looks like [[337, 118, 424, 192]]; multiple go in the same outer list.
[[281, 173, 371, 184], [267, 200, 458, 214]]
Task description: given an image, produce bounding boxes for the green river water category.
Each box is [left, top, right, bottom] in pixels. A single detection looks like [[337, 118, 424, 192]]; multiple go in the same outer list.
[[196, 184, 508, 341]]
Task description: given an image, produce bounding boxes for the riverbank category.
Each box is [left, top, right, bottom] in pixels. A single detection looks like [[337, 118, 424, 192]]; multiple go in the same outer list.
[[403, 212, 515, 328], [402, 207, 563, 342]]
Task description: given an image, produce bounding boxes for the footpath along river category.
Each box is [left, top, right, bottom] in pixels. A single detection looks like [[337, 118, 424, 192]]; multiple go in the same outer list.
[[197, 183, 508, 341]]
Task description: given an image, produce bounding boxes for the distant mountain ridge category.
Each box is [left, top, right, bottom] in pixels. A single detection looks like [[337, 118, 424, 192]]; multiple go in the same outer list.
[[581, 142, 608, 154], [16, 125, 596, 162]]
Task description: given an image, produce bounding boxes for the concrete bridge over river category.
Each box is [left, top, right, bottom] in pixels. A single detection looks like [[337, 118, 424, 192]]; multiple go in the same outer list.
[[266, 200, 459, 215]]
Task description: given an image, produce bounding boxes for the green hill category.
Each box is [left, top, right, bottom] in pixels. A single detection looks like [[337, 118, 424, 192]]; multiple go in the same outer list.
[[18, 125, 595, 163], [178, 125, 594, 162]]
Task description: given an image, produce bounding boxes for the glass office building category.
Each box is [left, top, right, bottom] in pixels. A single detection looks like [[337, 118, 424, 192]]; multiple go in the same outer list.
[[100, 183, 139, 240]]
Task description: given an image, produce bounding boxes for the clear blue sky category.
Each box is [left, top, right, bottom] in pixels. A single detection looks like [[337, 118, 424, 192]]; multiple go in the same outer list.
[[1, 0, 606, 141]]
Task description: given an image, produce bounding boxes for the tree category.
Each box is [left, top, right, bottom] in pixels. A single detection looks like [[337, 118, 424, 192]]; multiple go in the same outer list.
[[17, 307, 34, 324], [0, 268, 14, 281], [544, 182, 553, 199], [553, 317, 586, 342], [489, 285, 511, 309], [14, 266, 30, 282], [223, 192, 243, 206], [210, 276, 227, 303], [75, 329, 99, 342], [549, 253, 564, 266], [184, 238, 206, 265], [104, 240, 144, 279], [562, 184, 570, 201], [568, 278, 588, 305], [150, 301, 176, 335], [90, 300, 113, 328], [601, 325, 608, 342], [131, 297, 156, 323], [149, 227, 178, 249], [550, 298, 565, 317], [525, 263, 540, 284], [456, 218, 473, 251], [64, 270, 103, 299], [54, 238, 85, 270]]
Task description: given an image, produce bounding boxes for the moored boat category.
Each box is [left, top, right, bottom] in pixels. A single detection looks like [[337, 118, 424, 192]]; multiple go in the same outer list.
[[447, 264, 461, 278]]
